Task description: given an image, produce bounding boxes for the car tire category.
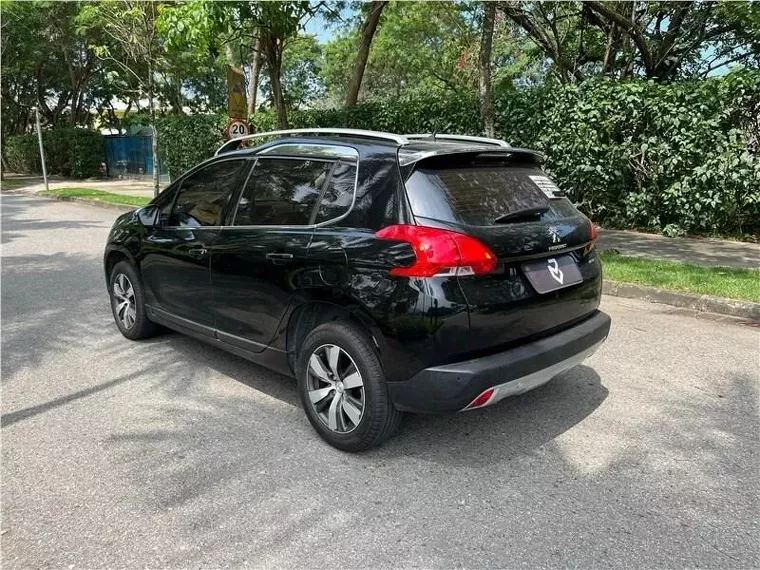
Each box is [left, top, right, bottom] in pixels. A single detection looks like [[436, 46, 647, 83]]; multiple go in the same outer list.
[[109, 260, 157, 340], [296, 321, 402, 452]]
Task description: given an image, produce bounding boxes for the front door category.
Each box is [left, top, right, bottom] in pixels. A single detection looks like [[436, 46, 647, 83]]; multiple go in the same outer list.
[[141, 158, 252, 333]]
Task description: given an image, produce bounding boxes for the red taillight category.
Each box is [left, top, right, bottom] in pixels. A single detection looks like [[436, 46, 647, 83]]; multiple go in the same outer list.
[[463, 388, 496, 410], [589, 221, 599, 241], [376, 224, 497, 277]]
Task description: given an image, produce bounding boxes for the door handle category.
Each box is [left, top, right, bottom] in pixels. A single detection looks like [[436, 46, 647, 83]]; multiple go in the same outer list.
[[266, 252, 294, 261], [188, 247, 208, 257]]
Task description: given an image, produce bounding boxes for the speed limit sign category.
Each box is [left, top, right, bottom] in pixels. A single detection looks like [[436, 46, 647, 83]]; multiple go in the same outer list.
[[226, 119, 250, 139]]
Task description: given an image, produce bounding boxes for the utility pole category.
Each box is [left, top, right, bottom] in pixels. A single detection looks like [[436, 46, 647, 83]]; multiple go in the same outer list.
[[33, 106, 49, 192]]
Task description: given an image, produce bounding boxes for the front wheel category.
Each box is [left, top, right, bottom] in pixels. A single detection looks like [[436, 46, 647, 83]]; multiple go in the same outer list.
[[109, 260, 157, 340], [296, 321, 402, 452]]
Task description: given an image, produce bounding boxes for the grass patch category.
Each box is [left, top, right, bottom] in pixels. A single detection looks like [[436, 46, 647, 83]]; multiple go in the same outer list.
[[600, 252, 760, 302], [40, 187, 150, 208]]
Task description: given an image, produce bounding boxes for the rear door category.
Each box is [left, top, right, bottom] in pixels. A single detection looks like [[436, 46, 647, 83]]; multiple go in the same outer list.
[[404, 154, 601, 353], [210, 156, 336, 352], [141, 158, 251, 333]]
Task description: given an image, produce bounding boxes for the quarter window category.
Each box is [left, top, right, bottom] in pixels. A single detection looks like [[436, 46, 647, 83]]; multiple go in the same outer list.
[[233, 159, 332, 226], [168, 159, 249, 227], [314, 162, 357, 224]]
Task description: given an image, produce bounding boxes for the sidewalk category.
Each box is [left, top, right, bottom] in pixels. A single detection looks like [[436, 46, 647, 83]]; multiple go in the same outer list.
[[597, 229, 759, 270], [0, 174, 157, 198]]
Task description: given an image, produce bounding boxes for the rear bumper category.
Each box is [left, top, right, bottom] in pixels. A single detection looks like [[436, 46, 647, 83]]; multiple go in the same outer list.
[[387, 310, 611, 413]]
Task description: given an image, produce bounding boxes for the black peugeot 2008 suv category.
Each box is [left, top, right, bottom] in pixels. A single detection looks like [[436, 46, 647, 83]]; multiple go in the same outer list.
[[104, 129, 611, 451]]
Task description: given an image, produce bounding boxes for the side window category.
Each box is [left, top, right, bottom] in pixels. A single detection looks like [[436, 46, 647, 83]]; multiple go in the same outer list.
[[168, 160, 249, 227], [233, 158, 332, 226], [314, 161, 357, 224]]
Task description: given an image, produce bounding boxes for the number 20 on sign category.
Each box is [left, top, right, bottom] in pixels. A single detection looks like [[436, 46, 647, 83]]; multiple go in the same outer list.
[[226, 120, 250, 139]]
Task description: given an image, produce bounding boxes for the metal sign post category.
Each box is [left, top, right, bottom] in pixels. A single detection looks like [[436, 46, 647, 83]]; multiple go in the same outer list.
[[33, 106, 49, 192]]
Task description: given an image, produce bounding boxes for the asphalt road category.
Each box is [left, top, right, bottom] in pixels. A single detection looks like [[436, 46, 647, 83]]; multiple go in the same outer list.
[[2, 194, 758, 569]]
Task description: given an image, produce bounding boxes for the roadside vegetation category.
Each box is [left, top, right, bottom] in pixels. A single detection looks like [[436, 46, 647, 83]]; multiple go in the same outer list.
[[40, 188, 150, 208], [600, 252, 760, 302]]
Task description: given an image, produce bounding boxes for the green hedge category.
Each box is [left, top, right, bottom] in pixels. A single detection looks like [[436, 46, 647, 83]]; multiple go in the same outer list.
[[156, 114, 227, 180], [5, 128, 105, 179], [159, 70, 760, 238]]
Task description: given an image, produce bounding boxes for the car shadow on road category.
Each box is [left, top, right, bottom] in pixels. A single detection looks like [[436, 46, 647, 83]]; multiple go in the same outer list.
[[380, 365, 607, 466], [141, 331, 607, 467]]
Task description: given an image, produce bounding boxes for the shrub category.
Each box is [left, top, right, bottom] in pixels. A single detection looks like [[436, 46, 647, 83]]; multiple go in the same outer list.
[[167, 70, 760, 237], [156, 114, 227, 179], [5, 134, 41, 174], [5, 128, 105, 179]]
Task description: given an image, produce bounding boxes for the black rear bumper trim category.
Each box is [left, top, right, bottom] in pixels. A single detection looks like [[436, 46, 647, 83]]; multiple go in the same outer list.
[[387, 310, 611, 413]]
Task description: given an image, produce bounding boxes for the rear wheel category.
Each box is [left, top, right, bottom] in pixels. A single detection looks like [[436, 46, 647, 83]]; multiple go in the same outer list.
[[296, 321, 402, 452], [109, 260, 157, 340]]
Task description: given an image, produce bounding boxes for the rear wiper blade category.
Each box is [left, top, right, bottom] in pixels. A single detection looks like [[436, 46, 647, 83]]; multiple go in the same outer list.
[[493, 206, 549, 223]]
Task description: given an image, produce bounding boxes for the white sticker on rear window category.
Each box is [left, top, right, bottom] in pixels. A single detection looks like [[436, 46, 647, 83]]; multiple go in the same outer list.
[[529, 175, 561, 198]]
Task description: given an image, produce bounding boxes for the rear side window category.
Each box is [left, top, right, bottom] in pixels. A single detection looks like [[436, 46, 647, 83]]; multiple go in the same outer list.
[[405, 165, 577, 226], [233, 158, 332, 226], [168, 159, 249, 227], [314, 161, 357, 224]]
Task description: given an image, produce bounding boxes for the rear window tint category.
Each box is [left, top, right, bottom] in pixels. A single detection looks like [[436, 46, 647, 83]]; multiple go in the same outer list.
[[405, 166, 577, 226]]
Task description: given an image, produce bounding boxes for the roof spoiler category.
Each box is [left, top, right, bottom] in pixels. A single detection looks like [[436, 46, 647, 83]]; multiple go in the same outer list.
[[405, 134, 511, 147]]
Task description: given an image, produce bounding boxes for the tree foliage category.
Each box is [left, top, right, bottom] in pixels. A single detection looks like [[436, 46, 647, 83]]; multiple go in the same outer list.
[[258, 35, 326, 111], [499, 0, 760, 82], [1, 1, 106, 137]]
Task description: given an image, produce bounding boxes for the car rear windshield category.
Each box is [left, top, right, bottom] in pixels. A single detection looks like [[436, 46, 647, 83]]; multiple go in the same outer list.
[[405, 164, 577, 226]]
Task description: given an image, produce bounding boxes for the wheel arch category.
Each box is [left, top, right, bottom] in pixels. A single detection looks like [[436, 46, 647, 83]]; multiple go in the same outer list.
[[284, 299, 385, 375], [104, 246, 138, 283]]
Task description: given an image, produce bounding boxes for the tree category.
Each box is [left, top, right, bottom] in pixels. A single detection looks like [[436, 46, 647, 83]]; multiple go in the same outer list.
[[161, 1, 317, 128], [345, 1, 387, 106], [248, 38, 263, 117], [322, 1, 482, 102], [478, 2, 496, 137], [259, 35, 326, 111], [499, 1, 758, 82], [77, 0, 163, 194], [1, 1, 108, 137]]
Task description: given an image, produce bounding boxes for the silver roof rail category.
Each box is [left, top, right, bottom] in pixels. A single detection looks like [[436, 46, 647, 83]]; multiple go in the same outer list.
[[215, 128, 409, 155], [405, 133, 511, 147]]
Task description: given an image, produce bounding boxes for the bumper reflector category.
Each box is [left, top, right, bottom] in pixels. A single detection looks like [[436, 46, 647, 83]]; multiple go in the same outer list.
[[463, 388, 496, 410]]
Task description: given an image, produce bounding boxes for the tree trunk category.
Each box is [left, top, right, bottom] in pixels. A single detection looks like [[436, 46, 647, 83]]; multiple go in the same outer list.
[[265, 36, 288, 129], [224, 43, 236, 67], [248, 37, 262, 117], [346, 1, 387, 107], [479, 1, 496, 138]]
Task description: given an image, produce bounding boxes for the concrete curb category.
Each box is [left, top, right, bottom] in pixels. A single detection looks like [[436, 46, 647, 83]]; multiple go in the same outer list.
[[603, 280, 760, 320], [35, 193, 138, 212]]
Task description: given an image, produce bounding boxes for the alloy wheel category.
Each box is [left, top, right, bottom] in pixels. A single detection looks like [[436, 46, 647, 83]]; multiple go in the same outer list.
[[306, 344, 365, 433], [112, 273, 137, 330]]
